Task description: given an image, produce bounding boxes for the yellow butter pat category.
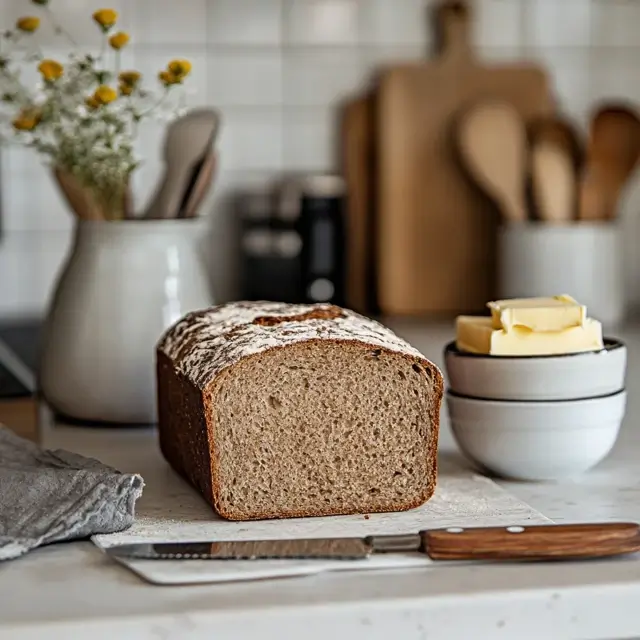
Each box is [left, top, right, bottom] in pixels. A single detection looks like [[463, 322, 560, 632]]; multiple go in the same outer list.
[[456, 316, 603, 356], [488, 295, 586, 332]]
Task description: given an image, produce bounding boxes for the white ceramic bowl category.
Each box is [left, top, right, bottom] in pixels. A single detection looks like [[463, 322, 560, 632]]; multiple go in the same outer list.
[[446, 389, 627, 481], [444, 338, 626, 401]]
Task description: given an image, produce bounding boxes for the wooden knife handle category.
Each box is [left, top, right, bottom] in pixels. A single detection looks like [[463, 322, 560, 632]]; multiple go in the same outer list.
[[420, 523, 640, 561]]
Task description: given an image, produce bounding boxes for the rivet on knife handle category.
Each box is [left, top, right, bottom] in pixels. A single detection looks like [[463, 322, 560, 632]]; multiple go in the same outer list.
[[420, 523, 640, 561]]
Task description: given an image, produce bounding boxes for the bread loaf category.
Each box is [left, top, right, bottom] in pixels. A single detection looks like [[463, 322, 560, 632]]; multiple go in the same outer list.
[[156, 301, 443, 521]]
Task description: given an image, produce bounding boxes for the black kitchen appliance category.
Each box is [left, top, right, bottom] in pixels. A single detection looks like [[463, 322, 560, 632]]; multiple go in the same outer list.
[[239, 186, 302, 303], [239, 175, 346, 306], [297, 175, 346, 306]]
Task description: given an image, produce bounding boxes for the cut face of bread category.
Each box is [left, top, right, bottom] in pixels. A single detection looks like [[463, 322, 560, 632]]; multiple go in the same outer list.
[[211, 340, 440, 520]]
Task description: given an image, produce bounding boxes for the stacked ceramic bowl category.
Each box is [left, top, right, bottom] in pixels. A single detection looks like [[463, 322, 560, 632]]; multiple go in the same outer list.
[[445, 339, 628, 480]]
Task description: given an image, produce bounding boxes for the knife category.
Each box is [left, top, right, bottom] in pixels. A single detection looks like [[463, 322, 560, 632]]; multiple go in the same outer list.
[[106, 522, 640, 563]]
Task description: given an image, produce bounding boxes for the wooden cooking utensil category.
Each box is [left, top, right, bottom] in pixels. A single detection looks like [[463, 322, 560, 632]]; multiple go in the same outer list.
[[178, 150, 217, 219], [529, 115, 583, 169], [376, 0, 553, 316], [457, 100, 528, 224], [54, 168, 102, 221], [342, 89, 376, 314], [53, 168, 131, 221], [142, 108, 220, 220], [529, 116, 583, 223], [579, 103, 640, 221], [531, 142, 574, 223]]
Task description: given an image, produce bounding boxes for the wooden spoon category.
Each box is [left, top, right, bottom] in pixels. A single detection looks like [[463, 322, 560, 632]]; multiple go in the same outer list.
[[178, 150, 217, 219], [142, 108, 220, 220], [457, 99, 528, 223], [529, 116, 582, 223], [579, 103, 640, 221]]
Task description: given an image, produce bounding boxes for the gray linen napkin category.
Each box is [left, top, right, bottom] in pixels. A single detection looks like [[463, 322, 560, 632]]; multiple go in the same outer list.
[[0, 425, 144, 560]]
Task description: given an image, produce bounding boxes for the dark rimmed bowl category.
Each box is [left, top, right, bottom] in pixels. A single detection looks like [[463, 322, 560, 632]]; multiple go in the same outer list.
[[444, 338, 626, 401], [446, 388, 627, 480]]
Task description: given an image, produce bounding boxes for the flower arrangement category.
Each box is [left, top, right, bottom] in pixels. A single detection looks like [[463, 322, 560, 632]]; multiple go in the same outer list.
[[0, 1, 193, 220]]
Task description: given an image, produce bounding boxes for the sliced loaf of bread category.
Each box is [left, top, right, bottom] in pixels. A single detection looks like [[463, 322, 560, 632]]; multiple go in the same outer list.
[[156, 302, 443, 521]]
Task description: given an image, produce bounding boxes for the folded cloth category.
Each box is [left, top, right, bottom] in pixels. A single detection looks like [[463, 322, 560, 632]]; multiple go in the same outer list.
[[0, 425, 144, 561]]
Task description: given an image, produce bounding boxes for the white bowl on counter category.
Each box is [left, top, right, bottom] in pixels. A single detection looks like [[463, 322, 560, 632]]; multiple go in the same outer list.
[[446, 389, 627, 481], [444, 338, 626, 401]]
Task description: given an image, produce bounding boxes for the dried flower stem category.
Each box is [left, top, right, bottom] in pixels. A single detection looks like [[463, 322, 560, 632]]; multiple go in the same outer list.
[[44, 6, 77, 48]]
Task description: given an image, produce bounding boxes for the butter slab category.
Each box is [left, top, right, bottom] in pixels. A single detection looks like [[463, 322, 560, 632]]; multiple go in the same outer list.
[[456, 315, 603, 356], [488, 295, 586, 332]]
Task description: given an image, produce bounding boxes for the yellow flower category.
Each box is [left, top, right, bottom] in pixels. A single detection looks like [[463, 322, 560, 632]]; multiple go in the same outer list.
[[118, 70, 140, 86], [93, 85, 117, 105], [16, 16, 40, 33], [38, 59, 64, 82], [12, 109, 41, 131], [158, 70, 176, 86], [167, 59, 192, 81], [119, 71, 140, 96], [92, 8, 118, 31], [85, 96, 100, 110], [158, 60, 191, 86], [109, 31, 129, 50]]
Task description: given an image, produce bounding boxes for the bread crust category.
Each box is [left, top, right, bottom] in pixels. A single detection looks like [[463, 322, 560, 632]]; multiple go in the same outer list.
[[156, 351, 215, 506], [156, 302, 444, 521]]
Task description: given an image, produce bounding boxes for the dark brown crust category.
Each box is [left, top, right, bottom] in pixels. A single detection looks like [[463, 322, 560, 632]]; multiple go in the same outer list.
[[156, 351, 215, 506], [157, 328, 444, 522]]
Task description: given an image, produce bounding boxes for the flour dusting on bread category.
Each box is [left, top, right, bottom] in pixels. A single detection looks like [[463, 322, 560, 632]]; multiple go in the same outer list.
[[158, 301, 435, 390]]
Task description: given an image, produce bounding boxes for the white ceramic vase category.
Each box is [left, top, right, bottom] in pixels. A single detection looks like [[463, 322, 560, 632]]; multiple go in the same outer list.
[[39, 219, 213, 424]]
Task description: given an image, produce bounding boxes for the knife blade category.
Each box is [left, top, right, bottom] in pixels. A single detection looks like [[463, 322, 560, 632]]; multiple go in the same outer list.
[[106, 537, 378, 561], [105, 522, 640, 563]]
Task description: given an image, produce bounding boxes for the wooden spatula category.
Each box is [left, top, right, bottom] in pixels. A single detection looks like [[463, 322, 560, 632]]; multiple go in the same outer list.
[[579, 103, 640, 221], [529, 116, 582, 223], [457, 99, 528, 223], [142, 108, 220, 220]]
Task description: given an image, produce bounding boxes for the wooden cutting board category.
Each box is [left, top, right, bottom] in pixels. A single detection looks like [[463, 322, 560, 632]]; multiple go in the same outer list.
[[376, 0, 554, 316], [342, 90, 376, 314]]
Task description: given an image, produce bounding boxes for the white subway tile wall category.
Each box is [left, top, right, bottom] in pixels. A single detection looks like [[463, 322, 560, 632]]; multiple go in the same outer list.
[[1, 0, 639, 316]]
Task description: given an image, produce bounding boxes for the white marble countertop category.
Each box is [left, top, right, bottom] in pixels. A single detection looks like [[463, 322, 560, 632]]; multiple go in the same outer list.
[[3, 321, 640, 639]]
